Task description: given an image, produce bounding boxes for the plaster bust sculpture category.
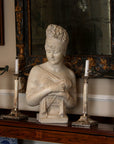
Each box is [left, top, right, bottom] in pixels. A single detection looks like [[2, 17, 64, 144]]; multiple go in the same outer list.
[[26, 24, 77, 123]]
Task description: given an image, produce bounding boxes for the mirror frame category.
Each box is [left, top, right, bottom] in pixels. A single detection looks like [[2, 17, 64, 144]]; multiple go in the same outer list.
[[15, 0, 114, 78], [0, 0, 4, 45]]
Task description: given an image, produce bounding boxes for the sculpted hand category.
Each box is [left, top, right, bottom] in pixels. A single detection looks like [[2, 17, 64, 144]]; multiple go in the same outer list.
[[52, 91, 70, 101], [49, 80, 66, 93]]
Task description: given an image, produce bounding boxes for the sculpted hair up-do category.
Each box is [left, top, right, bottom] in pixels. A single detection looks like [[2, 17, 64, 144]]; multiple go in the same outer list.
[[46, 24, 69, 56]]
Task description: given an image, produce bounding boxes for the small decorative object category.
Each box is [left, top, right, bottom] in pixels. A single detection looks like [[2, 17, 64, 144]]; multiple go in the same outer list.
[[2, 57, 28, 120], [72, 60, 98, 128], [26, 24, 77, 124], [0, 65, 9, 75], [0, 137, 18, 144]]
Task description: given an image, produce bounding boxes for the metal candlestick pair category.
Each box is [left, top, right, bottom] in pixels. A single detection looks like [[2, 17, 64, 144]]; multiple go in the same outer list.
[[2, 74, 28, 120], [72, 76, 98, 128]]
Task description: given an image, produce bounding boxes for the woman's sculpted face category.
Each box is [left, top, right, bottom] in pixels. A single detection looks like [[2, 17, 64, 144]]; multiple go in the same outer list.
[[45, 38, 66, 65]]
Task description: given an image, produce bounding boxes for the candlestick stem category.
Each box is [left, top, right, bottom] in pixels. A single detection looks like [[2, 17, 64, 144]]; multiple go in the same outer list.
[[13, 75, 19, 111], [83, 77, 88, 116], [72, 76, 98, 128]]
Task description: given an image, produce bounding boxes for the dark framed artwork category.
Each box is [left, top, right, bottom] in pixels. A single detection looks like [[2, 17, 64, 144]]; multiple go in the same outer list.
[[15, 0, 114, 78], [0, 0, 4, 45]]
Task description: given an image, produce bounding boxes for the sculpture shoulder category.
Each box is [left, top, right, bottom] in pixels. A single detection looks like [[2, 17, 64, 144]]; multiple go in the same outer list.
[[66, 66, 76, 80], [29, 64, 43, 77]]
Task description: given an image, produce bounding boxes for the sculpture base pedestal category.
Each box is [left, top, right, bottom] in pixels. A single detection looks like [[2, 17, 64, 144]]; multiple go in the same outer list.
[[2, 109, 28, 120], [37, 113, 68, 124], [72, 115, 98, 128]]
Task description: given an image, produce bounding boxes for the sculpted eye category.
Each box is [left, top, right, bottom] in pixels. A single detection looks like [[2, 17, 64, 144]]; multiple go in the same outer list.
[[54, 51, 60, 54]]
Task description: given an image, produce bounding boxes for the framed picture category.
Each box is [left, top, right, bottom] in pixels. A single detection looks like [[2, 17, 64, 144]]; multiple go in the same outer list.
[[0, 0, 4, 45], [15, 0, 114, 79]]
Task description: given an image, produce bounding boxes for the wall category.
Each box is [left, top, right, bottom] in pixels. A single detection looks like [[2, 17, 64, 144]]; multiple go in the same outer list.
[[0, 0, 114, 117], [0, 0, 16, 90]]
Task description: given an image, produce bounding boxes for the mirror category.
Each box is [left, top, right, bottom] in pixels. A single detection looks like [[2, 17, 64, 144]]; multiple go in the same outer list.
[[30, 0, 111, 56], [15, 0, 114, 78]]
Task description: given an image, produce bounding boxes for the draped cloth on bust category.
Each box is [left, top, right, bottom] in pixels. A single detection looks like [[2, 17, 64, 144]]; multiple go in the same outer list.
[[37, 66, 70, 123]]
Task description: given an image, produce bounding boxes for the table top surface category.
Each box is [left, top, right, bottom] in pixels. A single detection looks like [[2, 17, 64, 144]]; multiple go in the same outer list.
[[0, 117, 114, 137]]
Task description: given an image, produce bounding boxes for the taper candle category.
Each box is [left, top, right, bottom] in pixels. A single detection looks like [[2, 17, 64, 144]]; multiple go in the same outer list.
[[84, 60, 89, 76], [15, 57, 19, 74]]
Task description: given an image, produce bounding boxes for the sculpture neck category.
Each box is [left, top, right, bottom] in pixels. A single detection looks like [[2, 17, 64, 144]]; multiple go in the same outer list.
[[46, 61, 65, 73]]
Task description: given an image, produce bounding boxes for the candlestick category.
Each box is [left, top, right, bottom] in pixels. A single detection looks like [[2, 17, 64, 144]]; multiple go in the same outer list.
[[84, 60, 89, 77], [15, 57, 19, 74], [2, 59, 28, 120], [72, 62, 98, 128]]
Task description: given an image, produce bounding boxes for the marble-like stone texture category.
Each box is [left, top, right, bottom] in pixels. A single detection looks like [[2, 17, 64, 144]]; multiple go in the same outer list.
[[26, 24, 77, 123]]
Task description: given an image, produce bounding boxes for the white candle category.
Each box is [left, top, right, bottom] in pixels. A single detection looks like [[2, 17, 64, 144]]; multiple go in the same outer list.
[[84, 60, 89, 76], [15, 57, 19, 74]]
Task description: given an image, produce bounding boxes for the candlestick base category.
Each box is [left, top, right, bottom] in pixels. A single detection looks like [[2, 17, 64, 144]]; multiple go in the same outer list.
[[2, 108, 28, 120], [72, 115, 98, 128]]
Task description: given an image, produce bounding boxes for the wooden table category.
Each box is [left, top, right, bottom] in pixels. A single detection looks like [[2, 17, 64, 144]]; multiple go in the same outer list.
[[0, 117, 114, 144]]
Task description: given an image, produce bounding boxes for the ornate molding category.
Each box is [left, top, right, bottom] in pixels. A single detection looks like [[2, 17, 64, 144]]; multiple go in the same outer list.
[[21, 55, 113, 78], [15, 0, 24, 44]]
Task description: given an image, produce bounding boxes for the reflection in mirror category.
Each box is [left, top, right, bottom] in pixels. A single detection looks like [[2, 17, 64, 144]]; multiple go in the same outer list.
[[30, 0, 111, 56]]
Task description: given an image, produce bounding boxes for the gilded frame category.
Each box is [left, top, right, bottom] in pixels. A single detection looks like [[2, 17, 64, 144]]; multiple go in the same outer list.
[[15, 0, 114, 78], [0, 0, 4, 45]]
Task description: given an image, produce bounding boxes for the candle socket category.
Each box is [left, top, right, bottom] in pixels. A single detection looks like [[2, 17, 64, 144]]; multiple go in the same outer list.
[[2, 73, 28, 120], [72, 76, 98, 128], [83, 76, 88, 83], [14, 73, 19, 77]]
